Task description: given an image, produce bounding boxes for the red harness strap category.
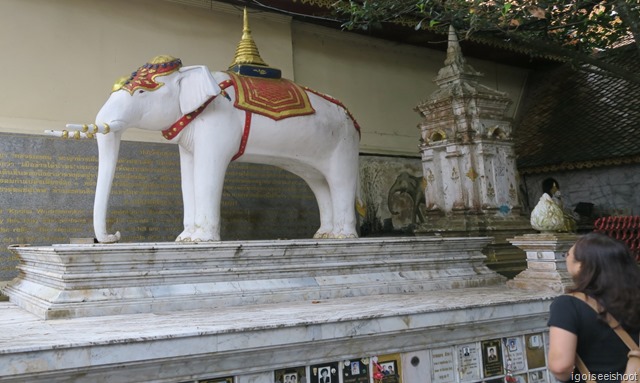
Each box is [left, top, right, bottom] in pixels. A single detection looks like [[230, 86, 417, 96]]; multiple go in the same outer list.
[[162, 79, 252, 161], [162, 95, 217, 140], [232, 111, 251, 161]]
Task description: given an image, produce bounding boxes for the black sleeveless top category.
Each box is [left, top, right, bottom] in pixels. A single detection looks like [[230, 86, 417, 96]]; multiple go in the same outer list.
[[548, 295, 640, 382]]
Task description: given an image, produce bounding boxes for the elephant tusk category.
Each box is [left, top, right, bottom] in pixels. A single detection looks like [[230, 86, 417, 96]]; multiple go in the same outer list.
[[47, 122, 114, 139], [65, 123, 111, 134], [44, 129, 96, 140]]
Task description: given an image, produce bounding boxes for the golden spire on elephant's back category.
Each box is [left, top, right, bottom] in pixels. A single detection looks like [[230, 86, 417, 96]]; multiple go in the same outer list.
[[228, 7, 281, 78], [229, 8, 268, 68]]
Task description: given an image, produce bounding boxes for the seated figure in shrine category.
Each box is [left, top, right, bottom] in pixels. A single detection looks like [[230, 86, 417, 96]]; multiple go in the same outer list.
[[530, 178, 577, 232]]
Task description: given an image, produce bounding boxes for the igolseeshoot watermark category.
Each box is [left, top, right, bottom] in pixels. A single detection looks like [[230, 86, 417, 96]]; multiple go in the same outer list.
[[571, 372, 639, 381]]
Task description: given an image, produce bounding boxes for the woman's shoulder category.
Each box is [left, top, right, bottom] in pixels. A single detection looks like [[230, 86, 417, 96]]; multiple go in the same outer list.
[[550, 294, 586, 309], [552, 293, 598, 306], [552, 294, 577, 303], [550, 294, 599, 318], [548, 294, 599, 333]]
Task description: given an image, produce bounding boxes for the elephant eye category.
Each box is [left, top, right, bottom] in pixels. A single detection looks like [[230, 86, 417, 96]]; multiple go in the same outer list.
[[137, 90, 145, 94]]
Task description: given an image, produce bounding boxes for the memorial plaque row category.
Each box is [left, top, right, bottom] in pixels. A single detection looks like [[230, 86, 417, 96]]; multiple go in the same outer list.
[[177, 332, 557, 383], [437, 332, 551, 383]]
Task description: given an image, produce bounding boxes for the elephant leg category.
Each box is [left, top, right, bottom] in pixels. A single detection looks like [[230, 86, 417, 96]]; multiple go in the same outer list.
[[282, 166, 333, 239], [303, 177, 334, 239], [189, 123, 238, 241], [188, 160, 228, 242], [176, 145, 196, 242], [327, 177, 358, 238], [325, 152, 359, 239]]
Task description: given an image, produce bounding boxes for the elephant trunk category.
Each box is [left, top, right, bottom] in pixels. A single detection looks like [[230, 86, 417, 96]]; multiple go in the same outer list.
[[93, 129, 123, 243]]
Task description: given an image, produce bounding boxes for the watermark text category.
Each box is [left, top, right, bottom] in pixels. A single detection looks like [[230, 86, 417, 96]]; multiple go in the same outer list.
[[572, 372, 639, 382]]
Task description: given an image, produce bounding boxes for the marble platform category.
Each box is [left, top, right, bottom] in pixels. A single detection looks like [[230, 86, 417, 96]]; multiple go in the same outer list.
[[2, 237, 505, 320], [0, 237, 561, 382], [0, 285, 556, 383]]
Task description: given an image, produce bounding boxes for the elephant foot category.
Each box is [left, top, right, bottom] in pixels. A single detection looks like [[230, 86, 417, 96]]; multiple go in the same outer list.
[[176, 228, 197, 242], [313, 231, 358, 240], [328, 233, 358, 239], [97, 231, 121, 243], [176, 236, 220, 242], [184, 229, 221, 242]]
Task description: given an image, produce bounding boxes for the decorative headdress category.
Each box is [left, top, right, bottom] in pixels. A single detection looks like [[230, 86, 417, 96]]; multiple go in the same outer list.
[[114, 55, 183, 94]]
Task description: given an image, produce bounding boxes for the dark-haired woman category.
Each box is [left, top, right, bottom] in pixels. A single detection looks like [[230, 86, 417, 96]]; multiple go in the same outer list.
[[548, 232, 640, 382]]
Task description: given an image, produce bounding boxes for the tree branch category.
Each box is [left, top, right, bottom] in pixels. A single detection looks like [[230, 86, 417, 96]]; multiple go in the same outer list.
[[505, 34, 640, 83], [613, 0, 640, 53]]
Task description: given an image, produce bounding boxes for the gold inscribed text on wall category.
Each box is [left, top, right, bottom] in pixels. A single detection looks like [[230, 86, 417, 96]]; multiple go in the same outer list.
[[0, 133, 319, 280]]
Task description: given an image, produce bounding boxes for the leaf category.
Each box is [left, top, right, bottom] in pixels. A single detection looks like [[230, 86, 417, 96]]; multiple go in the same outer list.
[[528, 6, 546, 19], [502, 3, 512, 15]]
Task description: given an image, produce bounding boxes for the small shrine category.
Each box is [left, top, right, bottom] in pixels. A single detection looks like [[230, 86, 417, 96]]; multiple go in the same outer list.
[[414, 26, 532, 277]]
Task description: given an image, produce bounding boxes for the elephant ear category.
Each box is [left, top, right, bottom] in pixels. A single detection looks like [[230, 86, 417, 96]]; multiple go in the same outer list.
[[178, 65, 221, 114]]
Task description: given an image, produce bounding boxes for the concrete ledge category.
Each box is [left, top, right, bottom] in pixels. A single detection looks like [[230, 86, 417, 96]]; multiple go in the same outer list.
[[0, 286, 555, 383]]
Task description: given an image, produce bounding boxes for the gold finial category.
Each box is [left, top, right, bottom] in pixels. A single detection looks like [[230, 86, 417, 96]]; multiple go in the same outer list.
[[229, 8, 268, 68], [112, 76, 128, 92]]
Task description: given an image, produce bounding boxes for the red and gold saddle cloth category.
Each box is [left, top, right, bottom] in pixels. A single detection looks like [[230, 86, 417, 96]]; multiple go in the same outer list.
[[225, 72, 315, 120]]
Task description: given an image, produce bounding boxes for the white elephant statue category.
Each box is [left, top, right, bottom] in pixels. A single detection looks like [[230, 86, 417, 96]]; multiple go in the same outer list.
[[58, 55, 361, 243]]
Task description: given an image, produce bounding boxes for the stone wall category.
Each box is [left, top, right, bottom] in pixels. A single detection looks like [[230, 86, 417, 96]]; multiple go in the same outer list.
[[521, 164, 640, 219], [0, 133, 320, 281]]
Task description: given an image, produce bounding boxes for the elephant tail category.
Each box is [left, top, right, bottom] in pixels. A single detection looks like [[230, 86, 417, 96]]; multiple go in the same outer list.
[[355, 171, 366, 218], [356, 199, 366, 218]]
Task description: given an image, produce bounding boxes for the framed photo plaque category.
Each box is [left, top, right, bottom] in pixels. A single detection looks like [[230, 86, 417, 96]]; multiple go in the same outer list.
[[342, 358, 370, 383], [481, 339, 504, 377], [456, 343, 481, 382], [373, 353, 402, 383], [525, 333, 546, 369], [275, 366, 307, 383], [311, 362, 339, 383], [502, 336, 526, 373]]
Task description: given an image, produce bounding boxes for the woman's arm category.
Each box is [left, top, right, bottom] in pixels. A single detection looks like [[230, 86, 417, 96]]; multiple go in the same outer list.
[[548, 326, 578, 382]]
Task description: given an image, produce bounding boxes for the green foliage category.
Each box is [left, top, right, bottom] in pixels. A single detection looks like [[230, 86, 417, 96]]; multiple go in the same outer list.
[[333, 0, 638, 59]]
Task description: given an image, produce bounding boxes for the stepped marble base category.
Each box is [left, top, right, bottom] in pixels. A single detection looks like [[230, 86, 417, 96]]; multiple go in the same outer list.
[[414, 211, 535, 278], [3, 237, 505, 320]]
